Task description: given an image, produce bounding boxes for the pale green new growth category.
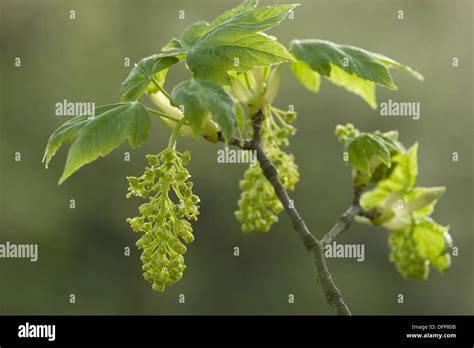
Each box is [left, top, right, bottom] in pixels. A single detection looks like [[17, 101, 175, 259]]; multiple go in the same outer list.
[[336, 124, 450, 279]]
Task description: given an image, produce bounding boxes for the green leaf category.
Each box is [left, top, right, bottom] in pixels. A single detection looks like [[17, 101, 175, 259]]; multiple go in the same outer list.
[[43, 103, 150, 184], [368, 161, 391, 183], [290, 39, 396, 89], [162, 38, 183, 51], [171, 79, 236, 142], [291, 60, 320, 93], [389, 229, 429, 279], [180, 21, 210, 49], [42, 115, 92, 169], [186, 4, 298, 83], [178, 0, 260, 52], [371, 53, 424, 81], [325, 64, 376, 109], [209, 4, 298, 33], [209, 0, 259, 28], [404, 186, 446, 218], [346, 133, 391, 176], [379, 143, 418, 192], [289, 39, 423, 108], [187, 33, 294, 84], [412, 218, 451, 272], [360, 143, 418, 212], [359, 187, 393, 211], [120, 53, 181, 101], [377, 131, 406, 153]]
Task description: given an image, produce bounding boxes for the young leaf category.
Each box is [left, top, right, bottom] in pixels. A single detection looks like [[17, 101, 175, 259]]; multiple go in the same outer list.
[[178, 0, 260, 52], [346, 133, 391, 177], [289, 39, 423, 108], [290, 39, 396, 89], [325, 64, 376, 109], [185, 4, 298, 83], [43, 115, 93, 169], [377, 131, 406, 153], [210, 4, 298, 32], [371, 53, 424, 81], [359, 188, 393, 213], [404, 187, 446, 218], [359, 144, 447, 234], [180, 21, 210, 49], [360, 144, 418, 211], [378, 143, 418, 192], [162, 38, 183, 51], [120, 53, 181, 101], [188, 33, 294, 84], [412, 218, 451, 273], [43, 103, 151, 184], [291, 60, 320, 93], [209, 0, 259, 28], [171, 79, 236, 142]]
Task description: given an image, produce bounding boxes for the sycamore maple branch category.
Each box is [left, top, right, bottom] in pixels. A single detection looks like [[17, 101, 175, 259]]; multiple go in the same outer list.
[[321, 186, 364, 246], [320, 187, 379, 246], [221, 111, 352, 315]]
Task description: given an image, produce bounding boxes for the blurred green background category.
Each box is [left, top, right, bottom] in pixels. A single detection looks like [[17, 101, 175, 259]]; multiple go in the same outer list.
[[0, 0, 472, 315]]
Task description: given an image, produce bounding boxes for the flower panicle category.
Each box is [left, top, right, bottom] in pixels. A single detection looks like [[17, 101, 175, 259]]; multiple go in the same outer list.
[[126, 148, 199, 292]]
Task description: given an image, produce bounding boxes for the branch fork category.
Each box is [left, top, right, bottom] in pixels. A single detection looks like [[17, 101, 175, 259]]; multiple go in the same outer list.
[[221, 110, 376, 315]]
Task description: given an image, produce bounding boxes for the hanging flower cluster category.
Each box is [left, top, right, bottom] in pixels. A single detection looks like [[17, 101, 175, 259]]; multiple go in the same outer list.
[[126, 149, 199, 291]]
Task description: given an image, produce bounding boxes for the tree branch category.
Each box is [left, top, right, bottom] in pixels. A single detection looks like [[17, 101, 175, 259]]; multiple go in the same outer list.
[[321, 186, 364, 245], [217, 132, 246, 148], [242, 111, 352, 315]]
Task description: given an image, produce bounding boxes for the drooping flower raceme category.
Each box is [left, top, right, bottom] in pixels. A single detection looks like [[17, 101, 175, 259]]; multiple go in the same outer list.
[[235, 100, 300, 232], [126, 149, 199, 291]]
